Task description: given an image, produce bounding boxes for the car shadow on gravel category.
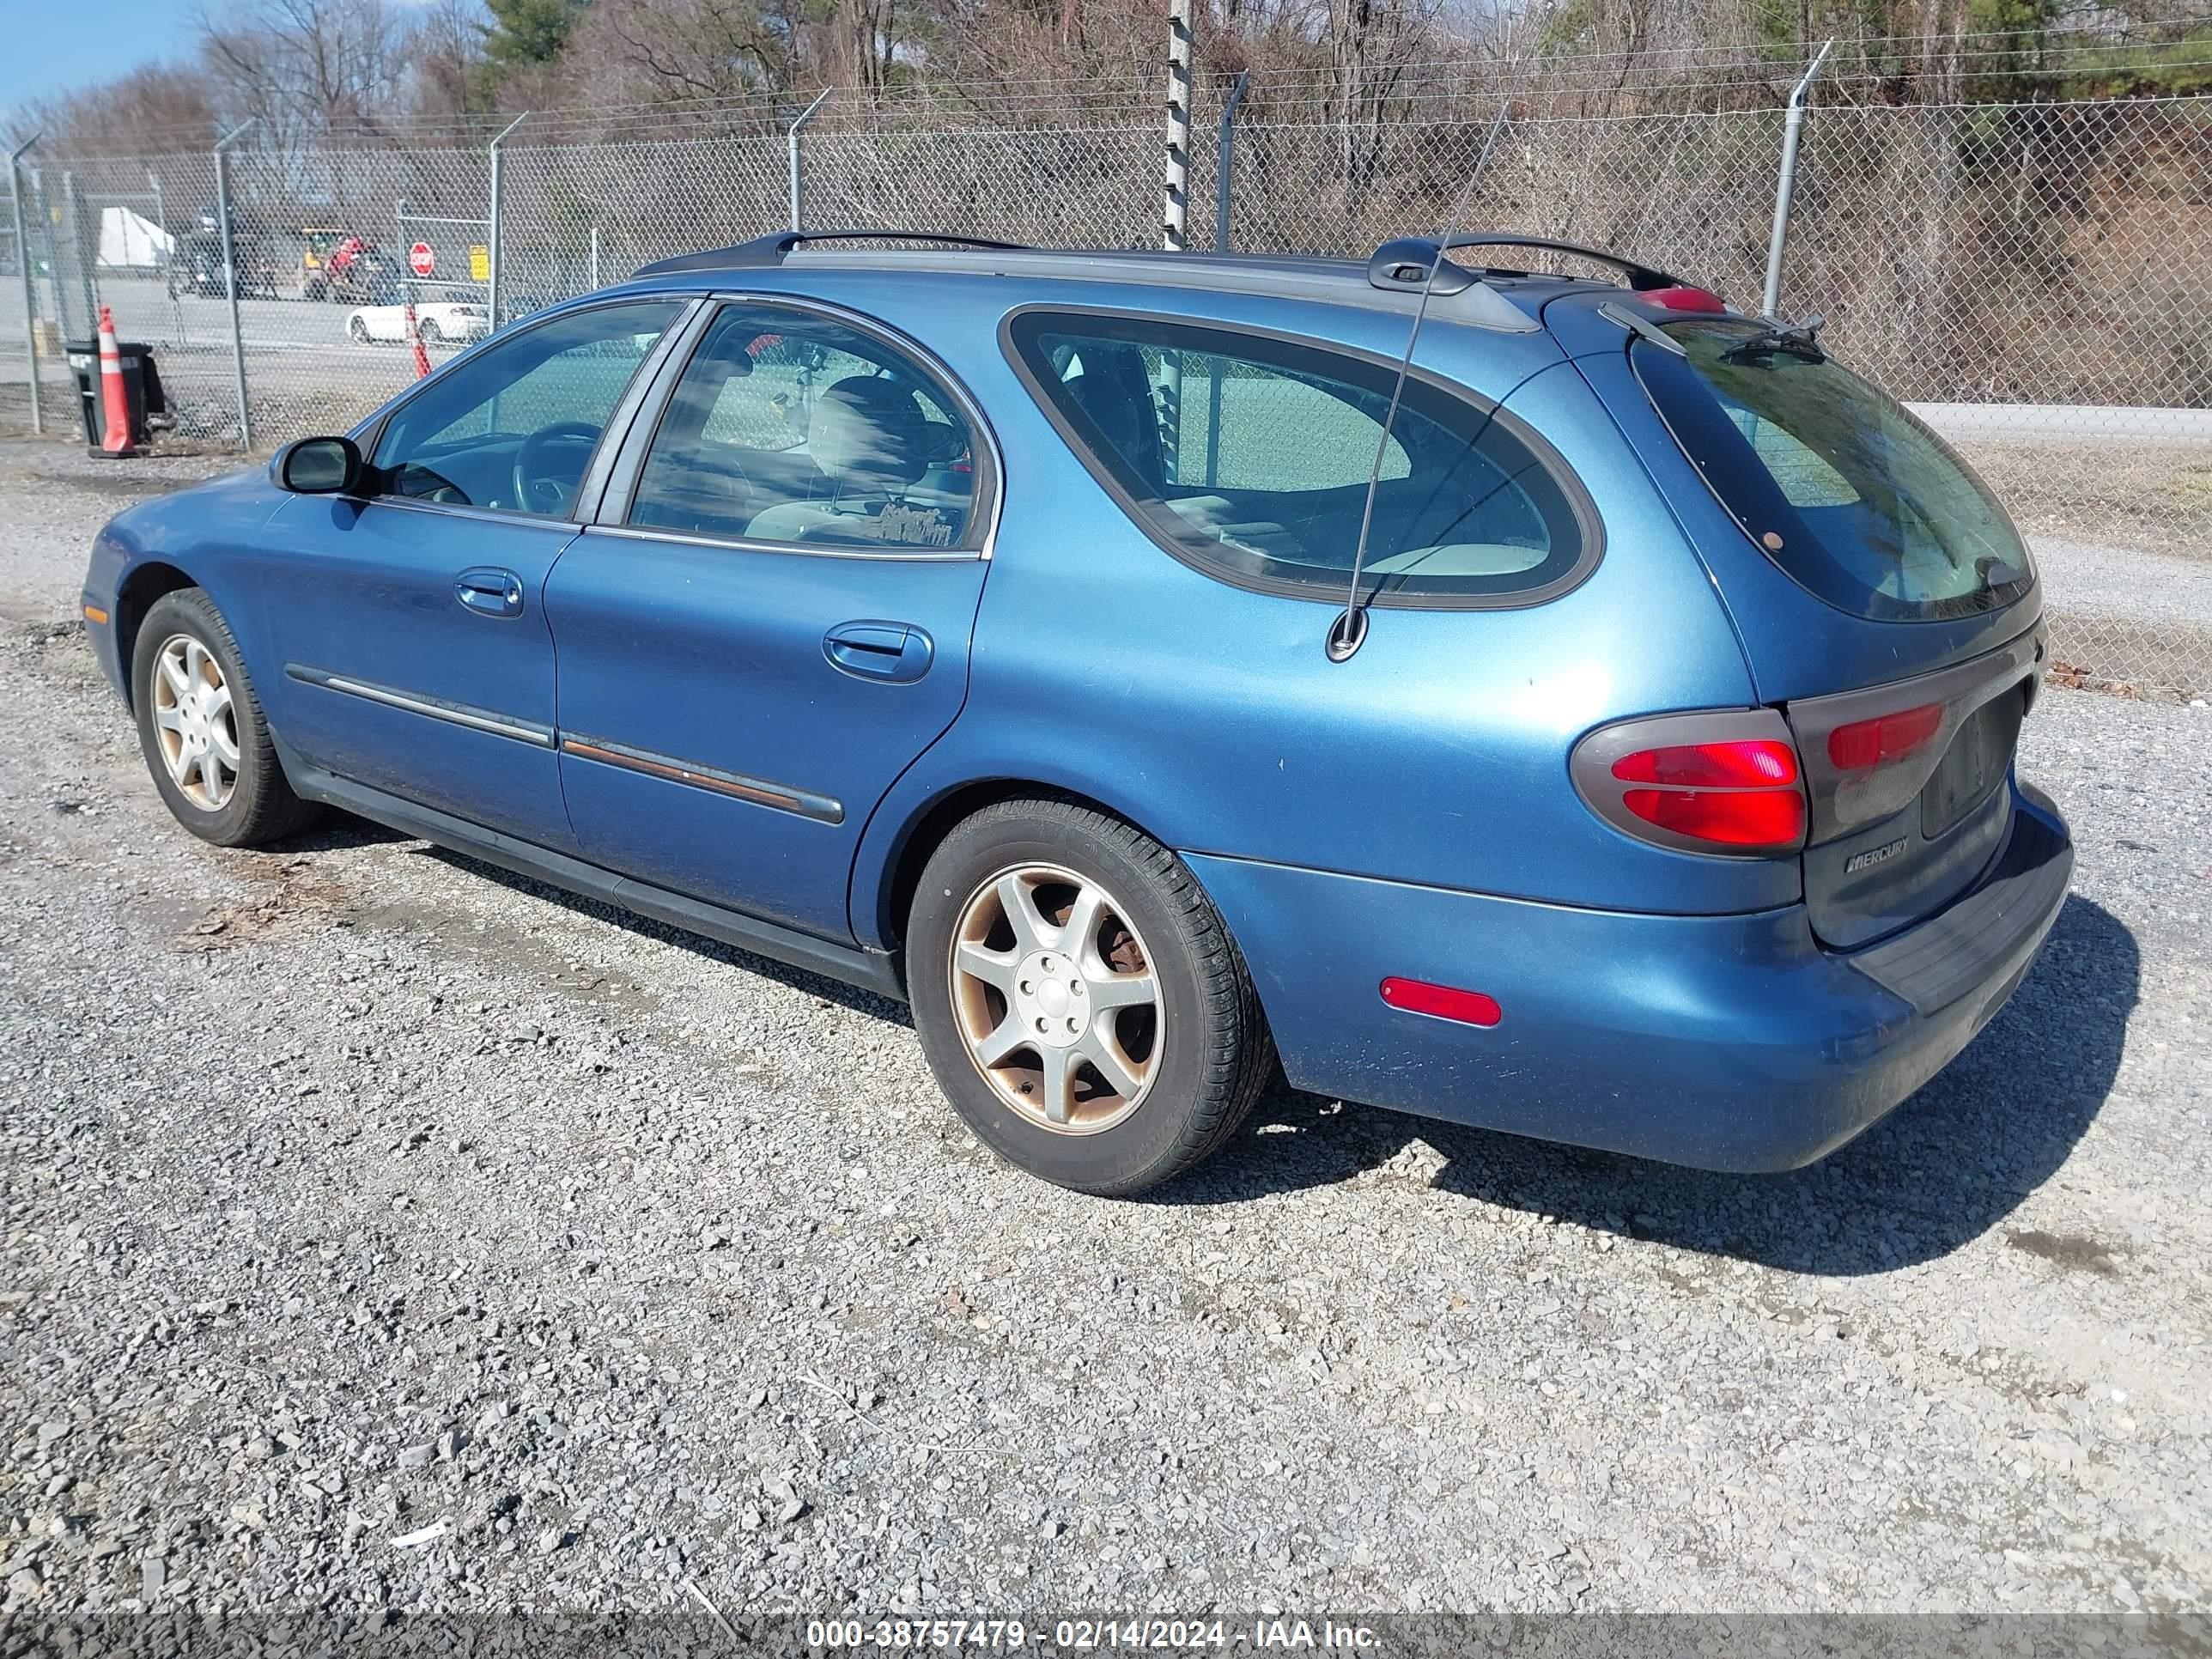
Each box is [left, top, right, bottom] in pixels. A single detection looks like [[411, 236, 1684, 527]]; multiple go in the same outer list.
[[1169, 896, 2137, 1277]]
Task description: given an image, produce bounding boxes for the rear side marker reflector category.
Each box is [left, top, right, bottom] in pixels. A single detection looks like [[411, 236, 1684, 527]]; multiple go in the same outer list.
[[1380, 977, 1502, 1028], [1827, 702, 1944, 770]]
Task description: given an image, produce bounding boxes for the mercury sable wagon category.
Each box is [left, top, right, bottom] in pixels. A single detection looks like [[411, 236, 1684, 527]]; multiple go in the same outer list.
[[82, 229, 2072, 1195]]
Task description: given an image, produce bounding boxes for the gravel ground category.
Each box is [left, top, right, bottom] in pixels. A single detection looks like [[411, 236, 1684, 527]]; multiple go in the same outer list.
[[1, 441, 2209, 1629]]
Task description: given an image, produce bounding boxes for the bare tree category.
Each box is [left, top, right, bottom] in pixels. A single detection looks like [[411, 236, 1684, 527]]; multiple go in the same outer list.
[[194, 0, 422, 155], [18, 62, 220, 157]]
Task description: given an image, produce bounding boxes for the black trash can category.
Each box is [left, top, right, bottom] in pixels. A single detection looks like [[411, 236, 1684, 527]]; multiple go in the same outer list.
[[64, 338, 170, 454]]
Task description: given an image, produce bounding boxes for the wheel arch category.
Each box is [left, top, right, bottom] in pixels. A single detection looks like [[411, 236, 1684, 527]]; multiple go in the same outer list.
[[112, 561, 203, 710], [860, 775, 1181, 970]]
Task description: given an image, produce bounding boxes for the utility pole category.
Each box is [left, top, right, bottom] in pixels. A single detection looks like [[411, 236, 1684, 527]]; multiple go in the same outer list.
[[8, 133, 40, 434], [212, 121, 255, 448], [1162, 0, 1192, 252]]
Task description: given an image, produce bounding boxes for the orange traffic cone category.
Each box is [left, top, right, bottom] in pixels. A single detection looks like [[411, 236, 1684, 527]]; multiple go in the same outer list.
[[405, 303, 432, 380], [94, 304, 138, 458]]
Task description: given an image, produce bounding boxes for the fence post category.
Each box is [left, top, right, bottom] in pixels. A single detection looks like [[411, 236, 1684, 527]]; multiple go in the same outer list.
[[1761, 38, 1833, 319], [787, 89, 833, 233], [589, 224, 600, 289], [62, 171, 95, 340], [487, 113, 528, 331], [8, 132, 40, 435], [1162, 0, 1193, 252], [1215, 70, 1250, 252], [212, 121, 254, 449]]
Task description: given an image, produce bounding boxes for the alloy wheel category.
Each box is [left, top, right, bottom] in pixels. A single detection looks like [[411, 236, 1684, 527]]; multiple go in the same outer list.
[[948, 862, 1163, 1134], [150, 633, 240, 811]]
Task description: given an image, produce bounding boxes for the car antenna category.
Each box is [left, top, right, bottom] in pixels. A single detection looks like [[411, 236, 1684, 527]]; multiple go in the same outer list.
[[1327, 101, 1510, 665]]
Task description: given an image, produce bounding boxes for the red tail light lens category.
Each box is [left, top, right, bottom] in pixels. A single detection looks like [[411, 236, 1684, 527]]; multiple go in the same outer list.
[[1826, 703, 1944, 770], [1574, 713, 1808, 856], [1621, 787, 1807, 847], [1610, 738, 1797, 787]]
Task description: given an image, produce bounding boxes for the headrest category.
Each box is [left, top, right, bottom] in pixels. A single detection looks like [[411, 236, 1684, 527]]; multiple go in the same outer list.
[[810, 375, 930, 493]]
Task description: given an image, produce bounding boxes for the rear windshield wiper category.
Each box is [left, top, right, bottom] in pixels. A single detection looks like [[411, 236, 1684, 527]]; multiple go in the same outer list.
[[1721, 313, 1827, 365]]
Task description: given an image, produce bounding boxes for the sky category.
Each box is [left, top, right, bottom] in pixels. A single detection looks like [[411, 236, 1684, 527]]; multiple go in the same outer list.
[[0, 0, 204, 125]]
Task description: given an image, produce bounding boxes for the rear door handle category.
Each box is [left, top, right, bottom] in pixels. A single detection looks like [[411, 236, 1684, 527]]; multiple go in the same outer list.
[[823, 620, 933, 684], [455, 567, 525, 619]]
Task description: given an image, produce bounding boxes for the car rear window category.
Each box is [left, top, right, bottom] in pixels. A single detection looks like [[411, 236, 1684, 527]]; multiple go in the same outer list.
[[1005, 311, 1596, 606], [1633, 318, 2033, 623]]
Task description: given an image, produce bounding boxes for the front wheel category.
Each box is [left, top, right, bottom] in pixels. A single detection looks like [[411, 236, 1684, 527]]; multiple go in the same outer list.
[[417, 318, 443, 346], [131, 588, 316, 848], [348, 315, 370, 343], [908, 799, 1272, 1196]]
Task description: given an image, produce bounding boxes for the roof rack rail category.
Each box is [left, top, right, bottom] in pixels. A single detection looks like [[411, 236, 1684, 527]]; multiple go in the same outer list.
[[1367, 232, 1684, 296], [635, 229, 1035, 276]]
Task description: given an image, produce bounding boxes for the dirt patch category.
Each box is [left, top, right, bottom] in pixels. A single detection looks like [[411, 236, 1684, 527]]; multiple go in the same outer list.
[[2005, 1227, 2123, 1278], [144, 853, 358, 953]]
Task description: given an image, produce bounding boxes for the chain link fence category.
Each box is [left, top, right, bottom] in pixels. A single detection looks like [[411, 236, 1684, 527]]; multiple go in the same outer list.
[[4, 91, 2207, 696]]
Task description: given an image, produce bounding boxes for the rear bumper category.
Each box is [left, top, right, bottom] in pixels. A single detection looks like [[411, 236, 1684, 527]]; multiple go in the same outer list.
[[1185, 777, 2071, 1172]]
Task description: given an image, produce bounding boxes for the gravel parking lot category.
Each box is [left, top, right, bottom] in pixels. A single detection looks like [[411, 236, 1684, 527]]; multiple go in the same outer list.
[[1, 441, 2208, 1630]]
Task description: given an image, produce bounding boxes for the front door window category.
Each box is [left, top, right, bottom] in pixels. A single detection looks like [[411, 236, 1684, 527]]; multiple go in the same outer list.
[[370, 301, 685, 519]]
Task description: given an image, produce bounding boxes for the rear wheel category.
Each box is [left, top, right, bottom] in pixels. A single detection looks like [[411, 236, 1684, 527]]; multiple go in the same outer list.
[[131, 588, 316, 848], [347, 315, 370, 343], [908, 799, 1272, 1196], [417, 318, 443, 346]]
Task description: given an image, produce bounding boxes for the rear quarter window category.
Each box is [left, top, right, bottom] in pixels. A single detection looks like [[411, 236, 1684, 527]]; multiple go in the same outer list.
[[1004, 310, 1598, 607]]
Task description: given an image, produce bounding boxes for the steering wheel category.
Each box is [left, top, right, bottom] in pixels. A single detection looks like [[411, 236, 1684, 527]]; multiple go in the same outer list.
[[511, 419, 603, 517]]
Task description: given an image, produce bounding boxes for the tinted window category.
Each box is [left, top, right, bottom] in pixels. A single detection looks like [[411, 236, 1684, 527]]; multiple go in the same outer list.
[[371, 301, 683, 518], [626, 304, 982, 551], [1636, 319, 2033, 622], [1006, 312, 1592, 602]]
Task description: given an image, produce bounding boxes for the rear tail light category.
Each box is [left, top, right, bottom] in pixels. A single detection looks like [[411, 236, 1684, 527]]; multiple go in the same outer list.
[[1620, 785, 1805, 847], [1826, 702, 1943, 771], [1572, 711, 1808, 856], [1608, 738, 1796, 787]]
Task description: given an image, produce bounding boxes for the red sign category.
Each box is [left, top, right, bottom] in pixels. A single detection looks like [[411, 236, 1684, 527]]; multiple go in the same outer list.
[[408, 241, 435, 278]]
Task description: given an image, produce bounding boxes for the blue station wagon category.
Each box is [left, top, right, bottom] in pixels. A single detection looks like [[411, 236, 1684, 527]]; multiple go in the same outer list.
[[82, 229, 2073, 1195]]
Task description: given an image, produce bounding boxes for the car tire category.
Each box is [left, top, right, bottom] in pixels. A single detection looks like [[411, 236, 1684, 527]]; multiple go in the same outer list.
[[131, 588, 317, 849], [417, 319, 442, 346], [348, 315, 370, 343], [907, 798, 1272, 1197]]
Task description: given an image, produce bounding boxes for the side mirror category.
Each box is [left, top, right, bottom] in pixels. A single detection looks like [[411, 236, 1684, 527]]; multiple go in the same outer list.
[[272, 434, 364, 495]]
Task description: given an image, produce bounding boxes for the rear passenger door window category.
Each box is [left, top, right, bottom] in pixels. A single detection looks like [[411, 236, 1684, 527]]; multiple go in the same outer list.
[[625, 303, 987, 551], [1006, 310, 1596, 605]]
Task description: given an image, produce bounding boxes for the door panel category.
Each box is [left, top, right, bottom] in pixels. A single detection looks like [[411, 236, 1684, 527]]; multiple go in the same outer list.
[[546, 529, 986, 939], [251, 497, 580, 848]]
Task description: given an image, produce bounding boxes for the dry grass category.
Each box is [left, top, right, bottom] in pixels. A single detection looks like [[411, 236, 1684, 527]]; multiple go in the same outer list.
[[1958, 437, 2212, 559]]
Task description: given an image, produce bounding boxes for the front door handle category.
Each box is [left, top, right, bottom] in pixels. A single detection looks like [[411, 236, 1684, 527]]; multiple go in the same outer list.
[[823, 621, 933, 684], [455, 567, 525, 619]]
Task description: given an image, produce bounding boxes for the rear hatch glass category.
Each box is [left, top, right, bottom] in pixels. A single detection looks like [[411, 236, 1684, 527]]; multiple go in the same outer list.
[[1632, 318, 2033, 623]]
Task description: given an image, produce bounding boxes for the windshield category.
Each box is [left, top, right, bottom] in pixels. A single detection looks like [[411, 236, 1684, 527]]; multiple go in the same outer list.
[[1634, 318, 2033, 623]]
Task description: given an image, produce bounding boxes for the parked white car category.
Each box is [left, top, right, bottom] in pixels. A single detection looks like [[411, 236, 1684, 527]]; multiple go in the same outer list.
[[344, 301, 489, 347]]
